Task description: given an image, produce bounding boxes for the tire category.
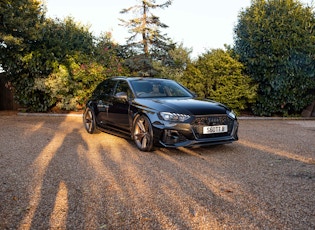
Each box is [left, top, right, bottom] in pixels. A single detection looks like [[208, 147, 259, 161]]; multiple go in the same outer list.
[[83, 107, 97, 134], [133, 115, 154, 151]]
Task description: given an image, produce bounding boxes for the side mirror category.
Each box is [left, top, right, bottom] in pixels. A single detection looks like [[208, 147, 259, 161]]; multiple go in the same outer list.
[[115, 92, 128, 100]]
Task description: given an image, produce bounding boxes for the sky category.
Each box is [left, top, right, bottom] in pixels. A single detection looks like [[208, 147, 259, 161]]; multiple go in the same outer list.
[[45, 0, 313, 58]]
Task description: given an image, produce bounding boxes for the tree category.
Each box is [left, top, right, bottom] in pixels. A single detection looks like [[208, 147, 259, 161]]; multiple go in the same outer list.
[[94, 32, 130, 77], [119, 0, 175, 76], [234, 0, 315, 116], [0, 0, 44, 73], [182, 49, 257, 113], [32, 17, 101, 111], [1, 0, 99, 111], [0, 0, 47, 110], [154, 42, 192, 80]]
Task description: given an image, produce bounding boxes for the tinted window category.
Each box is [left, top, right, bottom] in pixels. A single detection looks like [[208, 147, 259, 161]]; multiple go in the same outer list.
[[92, 79, 116, 98], [115, 80, 133, 98]]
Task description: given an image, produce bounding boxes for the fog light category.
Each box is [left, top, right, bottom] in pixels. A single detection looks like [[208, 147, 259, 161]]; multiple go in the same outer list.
[[163, 130, 180, 144]]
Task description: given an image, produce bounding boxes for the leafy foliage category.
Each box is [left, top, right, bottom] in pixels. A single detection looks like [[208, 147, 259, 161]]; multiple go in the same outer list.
[[94, 32, 130, 77], [154, 42, 192, 80], [2, 0, 314, 116], [1, 2, 102, 112], [182, 49, 257, 113], [234, 0, 315, 116], [34, 56, 107, 110], [0, 0, 44, 67], [0, 0, 47, 111], [30, 18, 108, 111]]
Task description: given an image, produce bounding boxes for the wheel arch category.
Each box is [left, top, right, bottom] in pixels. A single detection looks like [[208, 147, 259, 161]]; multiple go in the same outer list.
[[131, 110, 157, 133], [85, 100, 97, 112]]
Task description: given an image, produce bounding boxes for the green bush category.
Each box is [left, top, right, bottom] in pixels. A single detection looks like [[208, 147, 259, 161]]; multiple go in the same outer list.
[[210, 75, 257, 113], [234, 0, 315, 116], [34, 57, 107, 111], [182, 49, 257, 114]]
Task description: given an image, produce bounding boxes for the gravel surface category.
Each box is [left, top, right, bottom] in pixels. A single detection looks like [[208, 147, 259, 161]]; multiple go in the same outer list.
[[0, 114, 314, 229]]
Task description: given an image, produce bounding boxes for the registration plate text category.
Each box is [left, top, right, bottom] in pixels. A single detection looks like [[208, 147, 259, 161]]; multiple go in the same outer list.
[[203, 125, 228, 134]]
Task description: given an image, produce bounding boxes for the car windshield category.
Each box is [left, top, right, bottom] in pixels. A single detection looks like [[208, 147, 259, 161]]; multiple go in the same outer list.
[[130, 79, 193, 98]]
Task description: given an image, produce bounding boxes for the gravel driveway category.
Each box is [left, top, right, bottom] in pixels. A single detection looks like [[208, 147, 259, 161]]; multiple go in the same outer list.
[[0, 114, 314, 229]]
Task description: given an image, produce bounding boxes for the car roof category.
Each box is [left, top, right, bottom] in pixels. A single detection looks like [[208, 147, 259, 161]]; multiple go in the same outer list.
[[111, 76, 172, 82]]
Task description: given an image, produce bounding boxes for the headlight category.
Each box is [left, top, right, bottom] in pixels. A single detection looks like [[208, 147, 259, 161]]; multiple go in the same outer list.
[[160, 112, 191, 122], [227, 110, 236, 119]]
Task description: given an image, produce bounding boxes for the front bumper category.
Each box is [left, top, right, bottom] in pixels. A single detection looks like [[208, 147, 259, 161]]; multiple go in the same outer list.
[[153, 118, 239, 148]]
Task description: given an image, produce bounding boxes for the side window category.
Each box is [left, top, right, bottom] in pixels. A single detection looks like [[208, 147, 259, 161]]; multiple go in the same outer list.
[[115, 80, 133, 98], [92, 79, 116, 98]]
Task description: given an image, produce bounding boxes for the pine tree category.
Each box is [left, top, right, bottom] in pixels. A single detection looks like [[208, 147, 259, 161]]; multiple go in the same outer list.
[[119, 0, 175, 76]]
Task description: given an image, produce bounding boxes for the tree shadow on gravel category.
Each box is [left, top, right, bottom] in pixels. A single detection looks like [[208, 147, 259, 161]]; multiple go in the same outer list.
[[28, 127, 89, 229], [85, 139, 315, 229], [4, 115, 313, 229], [0, 115, 70, 229], [77, 140, 268, 229], [233, 140, 315, 229]]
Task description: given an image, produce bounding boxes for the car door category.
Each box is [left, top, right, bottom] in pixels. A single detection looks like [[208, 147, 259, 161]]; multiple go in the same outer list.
[[93, 79, 117, 126], [106, 80, 132, 132]]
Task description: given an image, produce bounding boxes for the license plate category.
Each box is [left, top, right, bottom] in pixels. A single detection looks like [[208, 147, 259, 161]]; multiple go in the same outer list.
[[203, 125, 228, 134]]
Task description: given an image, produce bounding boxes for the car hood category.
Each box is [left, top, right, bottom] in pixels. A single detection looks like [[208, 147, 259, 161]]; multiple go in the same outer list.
[[134, 98, 229, 115]]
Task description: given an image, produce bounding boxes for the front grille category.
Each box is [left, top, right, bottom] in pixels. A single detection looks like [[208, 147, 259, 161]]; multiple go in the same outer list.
[[191, 114, 234, 139]]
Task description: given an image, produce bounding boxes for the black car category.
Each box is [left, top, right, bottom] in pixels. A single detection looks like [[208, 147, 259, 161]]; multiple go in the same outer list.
[[83, 77, 238, 151]]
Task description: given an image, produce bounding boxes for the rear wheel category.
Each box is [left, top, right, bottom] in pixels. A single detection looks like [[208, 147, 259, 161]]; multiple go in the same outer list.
[[83, 108, 97, 134], [133, 115, 154, 151]]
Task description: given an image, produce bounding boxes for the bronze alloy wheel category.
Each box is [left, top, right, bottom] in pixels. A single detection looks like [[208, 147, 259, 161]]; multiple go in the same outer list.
[[133, 115, 154, 151], [83, 108, 97, 134]]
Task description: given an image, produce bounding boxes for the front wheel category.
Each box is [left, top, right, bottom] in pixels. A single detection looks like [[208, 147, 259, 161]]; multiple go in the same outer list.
[[133, 115, 154, 151], [83, 107, 97, 134]]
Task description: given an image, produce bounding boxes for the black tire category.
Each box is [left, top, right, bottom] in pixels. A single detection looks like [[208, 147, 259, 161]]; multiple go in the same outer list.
[[133, 115, 154, 151], [83, 107, 97, 134]]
